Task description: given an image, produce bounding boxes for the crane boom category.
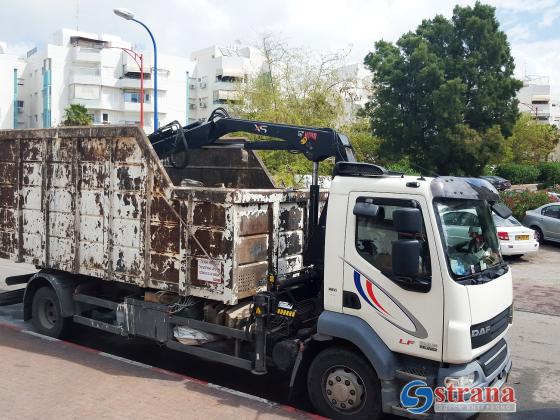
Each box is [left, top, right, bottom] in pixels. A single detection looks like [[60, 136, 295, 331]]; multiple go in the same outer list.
[[147, 109, 357, 249]]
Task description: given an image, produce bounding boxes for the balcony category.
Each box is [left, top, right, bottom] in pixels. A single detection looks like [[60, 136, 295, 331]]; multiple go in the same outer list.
[[213, 89, 240, 104], [122, 101, 166, 114], [69, 67, 101, 85], [115, 77, 167, 91], [215, 56, 246, 78], [71, 46, 102, 63]]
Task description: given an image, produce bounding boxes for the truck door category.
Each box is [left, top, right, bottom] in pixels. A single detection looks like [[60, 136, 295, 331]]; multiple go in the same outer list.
[[342, 192, 444, 361]]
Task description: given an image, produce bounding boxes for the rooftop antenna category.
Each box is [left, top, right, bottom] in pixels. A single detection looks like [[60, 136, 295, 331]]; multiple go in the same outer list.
[[76, 0, 80, 31]]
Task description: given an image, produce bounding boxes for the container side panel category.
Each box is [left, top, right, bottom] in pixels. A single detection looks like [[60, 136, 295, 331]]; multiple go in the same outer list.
[[0, 138, 18, 259]]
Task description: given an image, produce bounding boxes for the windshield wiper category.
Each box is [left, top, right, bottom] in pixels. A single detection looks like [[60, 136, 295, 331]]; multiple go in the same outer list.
[[458, 261, 508, 284]]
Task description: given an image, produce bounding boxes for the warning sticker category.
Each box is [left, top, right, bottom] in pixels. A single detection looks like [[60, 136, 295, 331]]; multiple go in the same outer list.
[[197, 259, 222, 283]]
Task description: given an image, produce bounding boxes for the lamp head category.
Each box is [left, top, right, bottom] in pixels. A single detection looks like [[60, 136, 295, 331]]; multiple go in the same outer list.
[[114, 8, 135, 20]]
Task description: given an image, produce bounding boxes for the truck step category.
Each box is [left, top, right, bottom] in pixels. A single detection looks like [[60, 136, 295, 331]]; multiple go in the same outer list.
[[0, 288, 25, 306]]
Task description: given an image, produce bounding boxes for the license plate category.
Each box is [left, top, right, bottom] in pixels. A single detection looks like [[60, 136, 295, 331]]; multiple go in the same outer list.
[[516, 235, 529, 241]]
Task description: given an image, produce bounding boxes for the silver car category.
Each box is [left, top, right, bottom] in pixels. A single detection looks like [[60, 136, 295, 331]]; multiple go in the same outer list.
[[523, 203, 560, 243]]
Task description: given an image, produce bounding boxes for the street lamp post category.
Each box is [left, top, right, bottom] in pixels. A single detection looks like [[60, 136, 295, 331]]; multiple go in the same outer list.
[[114, 8, 159, 129]]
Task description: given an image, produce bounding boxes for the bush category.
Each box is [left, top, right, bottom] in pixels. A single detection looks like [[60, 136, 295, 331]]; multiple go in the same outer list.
[[537, 162, 560, 187], [385, 162, 418, 175], [495, 164, 540, 185], [500, 190, 554, 221]]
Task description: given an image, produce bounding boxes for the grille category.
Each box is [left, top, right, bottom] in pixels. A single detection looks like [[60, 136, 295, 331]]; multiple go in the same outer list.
[[471, 306, 510, 349], [477, 339, 508, 376]]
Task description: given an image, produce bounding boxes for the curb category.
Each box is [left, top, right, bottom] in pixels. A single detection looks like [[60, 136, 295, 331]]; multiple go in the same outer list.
[[0, 319, 327, 420]]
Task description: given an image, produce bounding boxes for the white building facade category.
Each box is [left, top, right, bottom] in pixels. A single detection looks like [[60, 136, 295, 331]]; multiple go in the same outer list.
[[0, 43, 26, 129], [3, 29, 365, 132], [13, 29, 195, 133], [187, 45, 265, 123], [517, 76, 560, 127]]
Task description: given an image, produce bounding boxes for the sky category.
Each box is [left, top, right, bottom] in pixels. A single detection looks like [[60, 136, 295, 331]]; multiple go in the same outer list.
[[2, 0, 560, 94]]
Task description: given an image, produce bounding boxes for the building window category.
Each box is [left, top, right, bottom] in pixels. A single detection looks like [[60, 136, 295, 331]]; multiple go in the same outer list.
[[124, 90, 150, 103], [102, 113, 109, 123]]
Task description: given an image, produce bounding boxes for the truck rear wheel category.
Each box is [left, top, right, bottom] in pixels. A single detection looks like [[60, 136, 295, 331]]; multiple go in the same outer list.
[[31, 287, 71, 338], [307, 347, 381, 420]]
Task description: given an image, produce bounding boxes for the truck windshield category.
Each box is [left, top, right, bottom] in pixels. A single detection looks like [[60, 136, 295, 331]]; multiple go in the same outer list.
[[435, 198, 503, 280]]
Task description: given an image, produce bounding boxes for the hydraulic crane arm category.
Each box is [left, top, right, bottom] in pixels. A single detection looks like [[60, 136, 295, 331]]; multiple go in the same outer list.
[[148, 109, 356, 164], [147, 109, 356, 254]]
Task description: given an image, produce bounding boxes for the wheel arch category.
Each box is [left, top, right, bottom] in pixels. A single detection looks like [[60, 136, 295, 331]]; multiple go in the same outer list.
[[23, 271, 81, 321], [316, 311, 398, 381]]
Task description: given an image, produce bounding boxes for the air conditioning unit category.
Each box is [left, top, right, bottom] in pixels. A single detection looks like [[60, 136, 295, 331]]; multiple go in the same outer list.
[[199, 102, 207, 108], [200, 82, 207, 89]]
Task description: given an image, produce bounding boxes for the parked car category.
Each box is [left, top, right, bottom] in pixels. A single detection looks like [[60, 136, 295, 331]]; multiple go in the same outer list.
[[523, 203, 560, 243], [481, 176, 512, 191], [547, 191, 560, 202], [493, 214, 539, 257]]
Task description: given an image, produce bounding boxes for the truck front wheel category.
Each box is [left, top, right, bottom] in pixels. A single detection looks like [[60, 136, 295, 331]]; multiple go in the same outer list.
[[31, 287, 71, 338], [307, 346, 381, 420]]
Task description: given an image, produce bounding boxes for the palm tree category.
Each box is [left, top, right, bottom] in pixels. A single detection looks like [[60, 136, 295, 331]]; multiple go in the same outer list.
[[62, 104, 93, 126]]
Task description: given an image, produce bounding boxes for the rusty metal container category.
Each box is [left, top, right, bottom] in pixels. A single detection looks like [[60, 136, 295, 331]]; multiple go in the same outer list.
[[0, 126, 317, 304]]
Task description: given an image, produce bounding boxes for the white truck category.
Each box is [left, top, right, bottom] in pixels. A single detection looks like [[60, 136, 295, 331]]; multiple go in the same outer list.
[[0, 113, 513, 419]]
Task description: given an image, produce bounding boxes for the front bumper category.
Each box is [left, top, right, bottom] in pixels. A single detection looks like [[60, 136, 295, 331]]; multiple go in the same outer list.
[[433, 339, 512, 418]]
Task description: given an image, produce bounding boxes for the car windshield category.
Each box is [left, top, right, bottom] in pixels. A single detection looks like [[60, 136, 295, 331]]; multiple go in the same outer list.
[[435, 198, 503, 279], [492, 214, 521, 227]]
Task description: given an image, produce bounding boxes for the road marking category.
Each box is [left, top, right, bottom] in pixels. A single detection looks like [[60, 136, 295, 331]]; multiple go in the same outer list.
[[207, 383, 277, 406], [99, 352, 154, 370], [21, 329, 61, 342]]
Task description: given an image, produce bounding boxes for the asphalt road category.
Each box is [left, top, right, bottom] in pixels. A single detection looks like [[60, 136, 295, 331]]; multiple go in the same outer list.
[[0, 243, 559, 419]]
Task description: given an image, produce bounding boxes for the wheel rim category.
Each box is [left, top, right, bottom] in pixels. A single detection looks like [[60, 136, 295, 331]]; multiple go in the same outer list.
[[38, 297, 57, 329], [323, 365, 366, 413]]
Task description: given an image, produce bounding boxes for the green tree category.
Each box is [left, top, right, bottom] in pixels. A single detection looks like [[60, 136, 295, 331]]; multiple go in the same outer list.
[[233, 35, 379, 185], [364, 2, 522, 176], [62, 104, 93, 126], [506, 114, 560, 164]]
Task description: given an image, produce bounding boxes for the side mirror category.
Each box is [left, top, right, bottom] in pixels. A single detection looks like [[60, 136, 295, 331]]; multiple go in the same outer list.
[[392, 240, 420, 278], [354, 202, 379, 218], [393, 208, 422, 234], [391, 240, 430, 293], [492, 202, 512, 220]]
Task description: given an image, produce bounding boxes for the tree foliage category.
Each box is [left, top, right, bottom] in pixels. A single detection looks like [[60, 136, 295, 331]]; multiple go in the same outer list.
[[63, 104, 93, 126], [505, 114, 560, 164], [233, 34, 379, 185], [364, 2, 522, 176]]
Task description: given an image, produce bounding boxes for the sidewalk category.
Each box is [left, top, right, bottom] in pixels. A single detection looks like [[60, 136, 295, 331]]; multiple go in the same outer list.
[[0, 325, 313, 420]]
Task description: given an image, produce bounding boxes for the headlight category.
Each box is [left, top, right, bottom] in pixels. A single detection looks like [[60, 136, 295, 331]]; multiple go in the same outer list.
[[444, 372, 476, 388]]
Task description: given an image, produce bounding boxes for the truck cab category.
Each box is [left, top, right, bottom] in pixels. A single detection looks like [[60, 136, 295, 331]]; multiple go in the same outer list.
[[311, 170, 513, 418]]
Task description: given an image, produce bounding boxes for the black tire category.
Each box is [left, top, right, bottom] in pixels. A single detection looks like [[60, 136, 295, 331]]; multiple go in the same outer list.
[[307, 347, 381, 420], [531, 226, 544, 244], [31, 287, 71, 338]]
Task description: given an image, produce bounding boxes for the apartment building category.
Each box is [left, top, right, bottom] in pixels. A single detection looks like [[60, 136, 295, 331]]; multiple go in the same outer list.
[[336, 62, 372, 123], [187, 45, 265, 123], [517, 75, 560, 127], [3, 29, 366, 132], [9, 29, 194, 132], [0, 43, 26, 129]]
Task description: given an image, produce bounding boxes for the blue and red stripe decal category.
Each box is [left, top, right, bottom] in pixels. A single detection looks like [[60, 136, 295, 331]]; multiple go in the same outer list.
[[354, 271, 390, 316]]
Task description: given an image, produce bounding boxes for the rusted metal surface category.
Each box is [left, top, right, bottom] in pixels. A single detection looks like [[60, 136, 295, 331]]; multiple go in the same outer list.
[[0, 126, 322, 304]]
